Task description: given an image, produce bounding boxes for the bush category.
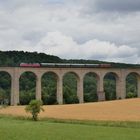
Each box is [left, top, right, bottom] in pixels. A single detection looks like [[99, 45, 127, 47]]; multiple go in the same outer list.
[[126, 92, 137, 98], [84, 92, 98, 102], [25, 100, 44, 121]]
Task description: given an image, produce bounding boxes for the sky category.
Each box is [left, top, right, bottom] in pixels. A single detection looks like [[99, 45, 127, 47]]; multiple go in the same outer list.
[[0, 0, 140, 63]]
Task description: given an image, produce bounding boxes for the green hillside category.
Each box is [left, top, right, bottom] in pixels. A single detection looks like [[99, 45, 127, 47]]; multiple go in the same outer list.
[[0, 51, 62, 66], [0, 50, 139, 68]]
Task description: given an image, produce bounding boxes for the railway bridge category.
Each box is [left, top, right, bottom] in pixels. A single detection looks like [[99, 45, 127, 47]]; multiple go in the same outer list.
[[0, 66, 140, 105]]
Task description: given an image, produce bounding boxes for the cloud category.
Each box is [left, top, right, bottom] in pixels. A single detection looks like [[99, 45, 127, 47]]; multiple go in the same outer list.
[[80, 0, 140, 14], [36, 31, 138, 63], [0, 0, 140, 64], [94, 0, 140, 12]]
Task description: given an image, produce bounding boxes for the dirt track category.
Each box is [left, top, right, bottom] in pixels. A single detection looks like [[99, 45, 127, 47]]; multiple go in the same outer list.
[[1, 98, 140, 121]]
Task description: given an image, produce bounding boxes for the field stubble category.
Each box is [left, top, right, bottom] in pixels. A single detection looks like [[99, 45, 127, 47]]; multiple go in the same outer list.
[[0, 98, 140, 121]]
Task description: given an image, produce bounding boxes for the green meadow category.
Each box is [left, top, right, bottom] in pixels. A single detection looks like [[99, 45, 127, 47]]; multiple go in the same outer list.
[[0, 116, 140, 140]]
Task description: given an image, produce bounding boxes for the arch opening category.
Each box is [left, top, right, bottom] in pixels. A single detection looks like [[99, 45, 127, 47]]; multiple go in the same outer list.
[[104, 72, 118, 100], [41, 72, 57, 105], [83, 72, 98, 102], [126, 72, 138, 98], [19, 71, 36, 105], [0, 71, 11, 105], [63, 72, 79, 104]]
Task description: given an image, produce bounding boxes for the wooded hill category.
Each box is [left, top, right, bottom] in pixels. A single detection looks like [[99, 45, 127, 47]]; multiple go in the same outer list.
[[0, 51, 138, 105], [0, 50, 139, 68]]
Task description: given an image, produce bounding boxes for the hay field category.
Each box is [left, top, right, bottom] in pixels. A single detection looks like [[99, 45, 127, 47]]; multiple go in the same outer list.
[[1, 98, 140, 121]]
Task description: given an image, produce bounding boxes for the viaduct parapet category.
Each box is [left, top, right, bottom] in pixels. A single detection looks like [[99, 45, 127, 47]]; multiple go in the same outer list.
[[0, 67, 140, 105]]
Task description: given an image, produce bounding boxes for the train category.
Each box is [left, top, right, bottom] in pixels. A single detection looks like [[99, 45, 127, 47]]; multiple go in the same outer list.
[[19, 63, 112, 68]]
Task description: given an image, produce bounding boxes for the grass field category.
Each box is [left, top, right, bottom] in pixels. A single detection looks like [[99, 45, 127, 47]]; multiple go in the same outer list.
[[0, 116, 140, 140]]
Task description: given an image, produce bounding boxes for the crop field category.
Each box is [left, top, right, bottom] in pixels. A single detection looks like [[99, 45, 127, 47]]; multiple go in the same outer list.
[[1, 98, 140, 140], [1, 98, 140, 121]]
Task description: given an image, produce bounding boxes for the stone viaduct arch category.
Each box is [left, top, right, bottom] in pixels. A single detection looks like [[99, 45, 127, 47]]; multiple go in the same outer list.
[[19, 71, 37, 104], [0, 67, 140, 105], [126, 72, 140, 98], [63, 71, 81, 103], [83, 72, 99, 102], [103, 72, 119, 100], [41, 71, 58, 104], [0, 71, 11, 105]]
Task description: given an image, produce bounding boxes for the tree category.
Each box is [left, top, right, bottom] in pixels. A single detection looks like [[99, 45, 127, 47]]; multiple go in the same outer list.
[[25, 100, 44, 121]]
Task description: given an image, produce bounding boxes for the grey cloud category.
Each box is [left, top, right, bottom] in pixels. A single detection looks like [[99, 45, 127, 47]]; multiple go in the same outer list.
[[46, 0, 65, 5], [0, 0, 140, 63], [0, 0, 64, 10], [80, 0, 140, 15], [22, 31, 45, 43], [94, 0, 140, 13]]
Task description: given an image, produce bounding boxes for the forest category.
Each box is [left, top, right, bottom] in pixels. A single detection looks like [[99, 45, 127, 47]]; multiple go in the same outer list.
[[0, 51, 138, 105]]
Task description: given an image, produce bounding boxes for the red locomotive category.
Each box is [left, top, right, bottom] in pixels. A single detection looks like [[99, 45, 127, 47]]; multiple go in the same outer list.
[[99, 64, 111, 68], [20, 63, 40, 67]]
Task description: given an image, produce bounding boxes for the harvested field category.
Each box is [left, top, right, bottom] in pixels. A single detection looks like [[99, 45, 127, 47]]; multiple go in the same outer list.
[[0, 98, 140, 121]]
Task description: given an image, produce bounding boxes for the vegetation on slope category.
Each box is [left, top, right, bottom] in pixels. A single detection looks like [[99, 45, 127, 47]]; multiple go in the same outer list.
[[0, 50, 140, 67]]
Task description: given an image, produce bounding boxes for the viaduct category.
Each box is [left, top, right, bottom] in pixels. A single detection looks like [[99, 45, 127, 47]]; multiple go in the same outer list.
[[0, 67, 140, 105]]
